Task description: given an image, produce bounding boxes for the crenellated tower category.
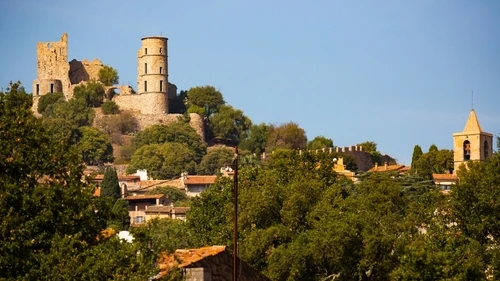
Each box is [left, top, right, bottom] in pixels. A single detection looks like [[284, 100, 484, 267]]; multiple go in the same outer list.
[[453, 109, 493, 174]]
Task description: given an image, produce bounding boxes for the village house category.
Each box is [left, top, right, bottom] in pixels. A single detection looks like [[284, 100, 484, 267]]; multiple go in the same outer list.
[[145, 205, 189, 221], [126, 194, 168, 225], [156, 246, 270, 281]]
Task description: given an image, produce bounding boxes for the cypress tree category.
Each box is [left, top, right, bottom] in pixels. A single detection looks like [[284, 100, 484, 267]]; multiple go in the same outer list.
[[100, 167, 121, 200], [411, 145, 423, 167]]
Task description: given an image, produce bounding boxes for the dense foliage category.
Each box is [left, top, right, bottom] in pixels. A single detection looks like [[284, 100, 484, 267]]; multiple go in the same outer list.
[[0, 82, 156, 280]]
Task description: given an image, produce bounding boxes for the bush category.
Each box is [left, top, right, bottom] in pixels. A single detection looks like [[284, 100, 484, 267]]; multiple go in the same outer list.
[[101, 100, 119, 115], [37, 92, 64, 114], [97, 111, 139, 144]]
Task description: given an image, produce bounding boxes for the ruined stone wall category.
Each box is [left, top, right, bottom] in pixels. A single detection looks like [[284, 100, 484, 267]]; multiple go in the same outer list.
[[32, 33, 71, 97], [69, 58, 103, 85]]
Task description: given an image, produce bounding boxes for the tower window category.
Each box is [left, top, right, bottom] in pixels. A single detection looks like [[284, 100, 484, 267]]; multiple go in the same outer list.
[[159, 67, 162, 74], [145, 48, 147, 55], [50, 83, 54, 93], [463, 140, 471, 161], [160, 47, 162, 54], [145, 63, 147, 74], [144, 81, 147, 92], [484, 140, 489, 158], [59, 47, 62, 56], [160, 80, 163, 92], [36, 84, 39, 95]]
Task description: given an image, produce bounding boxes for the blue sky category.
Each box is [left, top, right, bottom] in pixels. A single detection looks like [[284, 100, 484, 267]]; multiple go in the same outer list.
[[1, 0, 499, 164]]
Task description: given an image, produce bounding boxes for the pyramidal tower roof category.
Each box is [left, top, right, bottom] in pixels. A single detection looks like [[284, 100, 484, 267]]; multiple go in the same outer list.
[[463, 109, 482, 133]]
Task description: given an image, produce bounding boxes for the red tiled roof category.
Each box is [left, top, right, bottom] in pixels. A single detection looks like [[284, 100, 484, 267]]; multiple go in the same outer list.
[[126, 194, 164, 200], [158, 246, 226, 270], [93, 174, 140, 181], [184, 175, 217, 185], [432, 174, 458, 181], [368, 164, 407, 173]]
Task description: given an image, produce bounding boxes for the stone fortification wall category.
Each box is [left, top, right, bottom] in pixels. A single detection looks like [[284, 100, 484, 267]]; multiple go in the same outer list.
[[69, 58, 103, 85], [112, 92, 167, 115], [188, 113, 205, 140]]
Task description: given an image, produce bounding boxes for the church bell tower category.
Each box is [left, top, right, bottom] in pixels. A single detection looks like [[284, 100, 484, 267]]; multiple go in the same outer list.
[[453, 109, 493, 174]]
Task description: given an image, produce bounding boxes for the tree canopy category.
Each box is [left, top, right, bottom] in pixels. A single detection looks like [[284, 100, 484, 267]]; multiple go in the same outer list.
[[307, 135, 334, 150], [133, 122, 206, 161], [37, 92, 64, 114], [266, 122, 307, 151], [186, 85, 224, 117], [208, 104, 252, 143], [98, 65, 119, 86], [0, 82, 156, 279], [77, 126, 114, 165], [239, 123, 271, 154], [127, 142, 198, 179], [73, 80, 106, 107]]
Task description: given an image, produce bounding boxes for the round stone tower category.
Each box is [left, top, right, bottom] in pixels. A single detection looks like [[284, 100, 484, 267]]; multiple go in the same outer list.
[[137, 36, 168, 113]]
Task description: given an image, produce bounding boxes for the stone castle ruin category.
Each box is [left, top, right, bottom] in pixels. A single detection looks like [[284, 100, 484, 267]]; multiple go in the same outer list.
[[32, 33, 204, 137]]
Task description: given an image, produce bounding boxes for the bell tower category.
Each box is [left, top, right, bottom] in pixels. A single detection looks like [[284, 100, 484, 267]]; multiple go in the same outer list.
[[453, 109, 493, 174]]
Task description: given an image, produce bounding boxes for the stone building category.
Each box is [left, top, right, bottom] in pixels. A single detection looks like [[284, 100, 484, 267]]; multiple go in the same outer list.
[[31, 33, 204, 137], [452, 109, 493, 174]]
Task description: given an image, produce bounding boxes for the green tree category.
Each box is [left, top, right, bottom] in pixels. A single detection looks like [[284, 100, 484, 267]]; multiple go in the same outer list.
[[0, 82, 155, 279], [43, 97, 95, 128], [73, 80, 105, 107], [208, 104, 252, 143], [266, 122, 307, 151], [100, 167, 121, 199], [412, 149, 454, 179], [411, 144, 423, 168], [127, 142, 198, 179], [98, 65, 119, 86], [37, 92, 64, 114], [186, 85, 225, 117], [307, 135, 334, 150], [133, 122, 206, 161], [428, 144, 439, 153], [78, 126, 114, 165], [239, 123, 271, 154], [101, 100, 119, 114], [196, 148, 234, 175]]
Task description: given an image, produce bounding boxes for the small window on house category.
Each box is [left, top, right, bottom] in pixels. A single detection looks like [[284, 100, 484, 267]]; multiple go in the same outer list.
[[36, 84, 39, 95], [50, 83, 54, 93], [484, 140, 489, 158], [144, 81, 147, 92], [133, 216, 145, 224], [159, 67, 162, 74], [144, 63, 147, 74], [463, 140, 471, 161], [159, 47, 162, 54], [145, 48, 147, 55], [160, 80, 163, 92]]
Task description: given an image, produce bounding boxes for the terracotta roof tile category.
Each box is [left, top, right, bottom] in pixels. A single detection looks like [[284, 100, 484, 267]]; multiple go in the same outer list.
[[126, 194, 164, 200], [158, 246, 226, 270], [184, 175, 217, 185], [432, 174, 458, 181], [92, 174, 141, 181], [368, 165, 407, 173]]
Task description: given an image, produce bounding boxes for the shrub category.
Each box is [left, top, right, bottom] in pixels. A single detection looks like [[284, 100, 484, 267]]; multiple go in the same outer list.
[[101, 100, 119, 115], [37, 92, 64, 114]]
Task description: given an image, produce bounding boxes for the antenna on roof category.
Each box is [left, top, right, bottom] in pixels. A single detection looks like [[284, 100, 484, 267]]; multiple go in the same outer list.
[[471, 90, 474, 109]]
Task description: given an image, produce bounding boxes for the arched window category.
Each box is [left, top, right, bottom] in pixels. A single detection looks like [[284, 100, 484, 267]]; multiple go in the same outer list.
[[484, 140, 489, 158], [463, 140, 471, 161]]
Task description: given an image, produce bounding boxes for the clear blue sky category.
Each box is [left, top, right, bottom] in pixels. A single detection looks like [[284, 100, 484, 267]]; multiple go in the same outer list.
[[1, 0, 499, 165]]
